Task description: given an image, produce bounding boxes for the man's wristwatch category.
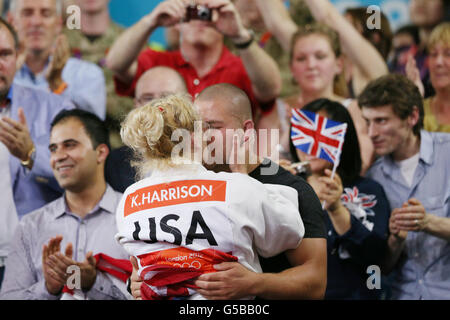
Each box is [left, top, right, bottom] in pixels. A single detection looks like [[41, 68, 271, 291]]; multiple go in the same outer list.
[[21, 145, 36, 168], [233, 29, 255, 50]]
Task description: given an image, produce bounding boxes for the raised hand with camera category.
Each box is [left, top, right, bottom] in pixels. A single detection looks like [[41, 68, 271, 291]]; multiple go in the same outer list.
[[147, 0, 190, 29], [106, 0, 191, 84], [201, 0, 252, 46]]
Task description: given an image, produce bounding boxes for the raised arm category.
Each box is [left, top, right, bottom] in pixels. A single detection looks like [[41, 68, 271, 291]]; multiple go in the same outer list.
[[105, 0, 188, 84], [209, 0, 282, 102], [253, 0, 298, 53], [303, 0, 388, 86], [194, 238, 326, 300]]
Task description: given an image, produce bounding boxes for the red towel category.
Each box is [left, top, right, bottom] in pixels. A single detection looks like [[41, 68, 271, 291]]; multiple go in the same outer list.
[[137, 247, 238, 300], [62, 253, 132, 297]]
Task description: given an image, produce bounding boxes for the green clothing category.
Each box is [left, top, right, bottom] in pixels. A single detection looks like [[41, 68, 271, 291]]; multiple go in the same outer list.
[[63, 22, 134, 149], [423, 98, 450, 133], [226, 0, 314, 98]]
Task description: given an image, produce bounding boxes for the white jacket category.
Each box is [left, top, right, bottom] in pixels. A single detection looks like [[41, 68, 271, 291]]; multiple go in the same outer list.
[[115, 163, 304, 299]]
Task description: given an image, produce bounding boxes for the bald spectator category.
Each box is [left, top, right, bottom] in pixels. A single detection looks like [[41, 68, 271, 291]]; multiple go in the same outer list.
[[105, 66, 188, 192], [106, 0, 282, 127], [8, 0, 106, 120], [133, 66, 188, 107]]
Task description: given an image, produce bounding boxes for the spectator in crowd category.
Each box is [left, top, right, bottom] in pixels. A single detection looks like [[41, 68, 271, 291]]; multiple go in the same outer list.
[[388, 25, 420, 69], [0, 18, 74, 287], [390, 0, 450, 98], [106, 0, 282, 127], [0, 109, 130, 300], [105, 66, 188, 193], [344, 7, 393, 63], [63, 0, 135, 149], [230, 0, 314, 156], [423, 22, 450, 132], [254, 0, 388, 98], [8, 0, 106, 120], [232, 0, 314, 99], [358, 74, 450, 300], [253, 0, 379, 174], [129, 84, 327, 300], [289, 23, 374, 173], [284, 98, 390, 299], [407, 23, 450, 132]]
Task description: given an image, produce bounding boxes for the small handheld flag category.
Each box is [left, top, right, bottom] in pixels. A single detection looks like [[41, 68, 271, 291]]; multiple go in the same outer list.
[[291, 108, 347, 166], [290, 108, 348, 209]]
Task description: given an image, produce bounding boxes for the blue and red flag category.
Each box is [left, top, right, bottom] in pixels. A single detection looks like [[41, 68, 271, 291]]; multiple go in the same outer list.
[[290, 108, 347, 165]]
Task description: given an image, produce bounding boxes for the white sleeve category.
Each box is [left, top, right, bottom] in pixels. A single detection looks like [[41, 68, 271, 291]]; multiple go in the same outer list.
[[251, 182, 304, 258], [114, 192, 127, 246]]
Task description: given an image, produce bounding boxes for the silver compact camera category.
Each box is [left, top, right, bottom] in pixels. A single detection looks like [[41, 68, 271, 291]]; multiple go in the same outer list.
[[185, 4, 213, 22]]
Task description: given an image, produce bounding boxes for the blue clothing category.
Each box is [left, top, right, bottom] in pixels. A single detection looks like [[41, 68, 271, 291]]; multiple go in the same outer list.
[[9, 84, 75, 218], [0, 185, 129, 300], [367, 130, 450, 300], [325, 176, 390, 300], [14, 57, 106, 120]]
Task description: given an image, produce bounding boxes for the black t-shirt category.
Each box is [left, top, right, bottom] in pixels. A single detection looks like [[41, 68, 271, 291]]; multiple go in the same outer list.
[[249, 159, 327, 273], [105, 146, 136, 193]]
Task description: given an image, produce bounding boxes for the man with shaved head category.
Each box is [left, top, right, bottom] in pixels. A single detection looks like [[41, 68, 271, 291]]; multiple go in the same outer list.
[[194, 84, 327, 299], [105, 66, 188, 192], [134, 66, 188, 107], [128, 83, 328, 300]]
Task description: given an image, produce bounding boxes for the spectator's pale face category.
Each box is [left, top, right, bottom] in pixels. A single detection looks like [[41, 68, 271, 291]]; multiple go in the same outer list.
[[75, 0, 109, 14], [291, 34, 342, 96], [410, 0, 443, 29], [429, 43, 450, 91], [0, 28, 17, 97], [49, 118, 100, 192], [362, 105, 414, 158], [392, 32, 416, 50], [194, 99, 242, 172], [134, 73, 186, 107], [13, 0, 62, 54], [178, 20, 223, 48]]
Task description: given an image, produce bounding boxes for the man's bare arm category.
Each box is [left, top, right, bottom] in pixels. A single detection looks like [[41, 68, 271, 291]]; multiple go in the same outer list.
[[194, 238, 327, 300], [256, 238, 327, 300], [105, 0, 188, 84]]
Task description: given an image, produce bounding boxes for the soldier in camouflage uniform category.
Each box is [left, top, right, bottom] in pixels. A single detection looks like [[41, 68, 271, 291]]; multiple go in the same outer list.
[[63, 1, 134, 149], [230, 0, 314, 98]]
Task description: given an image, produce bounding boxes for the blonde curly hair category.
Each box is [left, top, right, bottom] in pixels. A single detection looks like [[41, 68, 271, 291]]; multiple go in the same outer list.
[[120, 93, 199, 178]]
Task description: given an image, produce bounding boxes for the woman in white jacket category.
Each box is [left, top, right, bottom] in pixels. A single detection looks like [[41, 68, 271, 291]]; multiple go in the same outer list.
[[115, 94, 304, 300]]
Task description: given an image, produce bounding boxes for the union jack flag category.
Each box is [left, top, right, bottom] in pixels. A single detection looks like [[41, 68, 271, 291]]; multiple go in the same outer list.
[[290, 109, 347, 165]]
